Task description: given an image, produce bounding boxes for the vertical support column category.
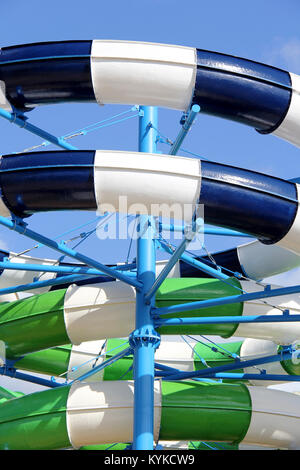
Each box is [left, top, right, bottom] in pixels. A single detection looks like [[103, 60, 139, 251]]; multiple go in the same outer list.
[[129, 106, 160, 450], [138, 106, 158, 155]]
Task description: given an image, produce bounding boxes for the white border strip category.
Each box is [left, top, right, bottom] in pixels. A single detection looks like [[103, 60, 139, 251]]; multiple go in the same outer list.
[[94, 150, 201, 221], [243, 387, 300, 449], [273, 72, 300, 148], [91, 40, 197, 110], [66, 380, 161, 448], [63, 281, 136, 344], [275, 183, 300, 255]]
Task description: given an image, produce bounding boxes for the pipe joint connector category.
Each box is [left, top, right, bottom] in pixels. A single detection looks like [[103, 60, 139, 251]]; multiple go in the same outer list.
[[129, 326, 161, 350]]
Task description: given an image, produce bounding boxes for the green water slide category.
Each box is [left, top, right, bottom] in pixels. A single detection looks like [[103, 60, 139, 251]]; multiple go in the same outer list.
[[1, 277, 300, 449], [1, 277, 299, 359], [0, 379, 299, 450]]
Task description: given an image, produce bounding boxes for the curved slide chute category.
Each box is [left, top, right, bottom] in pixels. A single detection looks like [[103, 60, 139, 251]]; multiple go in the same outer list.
[[0, 151, 300, 254], [1, 40, 300, 146], [0, 387, 253, 450], [200, 241, 300, 281], [1, 277, 300, 359], [1, 380, 300, 450]]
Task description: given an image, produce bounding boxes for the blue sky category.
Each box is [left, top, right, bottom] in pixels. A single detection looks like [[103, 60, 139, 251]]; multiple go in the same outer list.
[[0, 0, 300, 393]]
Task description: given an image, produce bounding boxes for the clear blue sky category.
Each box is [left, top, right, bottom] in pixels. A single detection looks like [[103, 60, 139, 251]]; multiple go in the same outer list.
[[1, 0, 300, 393]]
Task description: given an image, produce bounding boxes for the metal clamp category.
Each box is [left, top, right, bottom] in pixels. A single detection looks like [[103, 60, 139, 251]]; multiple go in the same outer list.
[[129, 326, 161, 350]]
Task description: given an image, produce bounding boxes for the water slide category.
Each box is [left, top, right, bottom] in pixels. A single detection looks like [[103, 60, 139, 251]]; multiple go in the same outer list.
[[3, 277, 300, 358], [1, 40, 300, 450], [6, 336, 299, 386]]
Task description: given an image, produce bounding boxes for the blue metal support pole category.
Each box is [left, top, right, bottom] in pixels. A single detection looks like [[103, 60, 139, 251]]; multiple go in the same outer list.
[[168, 104, 200, 155], [0, 107, 78, 151], [0, 215, 142, 289], [159, 348, 294, 381], [203, 226, 254, 238], [158, 223, 185, 233], [152, 283, 300, 316], [159, 223, 254, 238], [0, 273, 97, 297], [195, 373, 300, 382], [130, 106, 160, 450], [69, 347, 133, 384], [180, 251, 231, 280], [154, 370, 300, 382], [0, 264, 138, 296], [158, 239, 230, 281], [155, 314, 300, 327], [0, 260, 137, 277], [144, 230, 198, 303], [0, 367, 62, 388]]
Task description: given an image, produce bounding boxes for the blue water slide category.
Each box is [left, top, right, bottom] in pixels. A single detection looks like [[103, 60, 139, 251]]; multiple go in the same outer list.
[[0, 40, 299, 145], [0, 150, 298, 252]]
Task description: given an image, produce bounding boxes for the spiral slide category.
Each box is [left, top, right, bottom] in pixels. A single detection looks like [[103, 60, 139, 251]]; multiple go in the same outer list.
[[3, 277, 300, 360], [1, 40, 300, 450], [2, 237, 300, 299]]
